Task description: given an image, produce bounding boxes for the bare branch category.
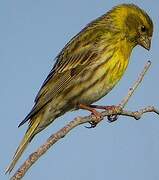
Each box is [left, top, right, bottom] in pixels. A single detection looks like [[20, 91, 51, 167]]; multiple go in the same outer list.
[[119, 60, 151, 108], [10, 61, 158, 180], [119, 106, 159, 119]]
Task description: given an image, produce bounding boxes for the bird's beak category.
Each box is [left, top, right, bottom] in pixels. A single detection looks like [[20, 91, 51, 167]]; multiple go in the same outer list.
[[138, 36, 152, 51]]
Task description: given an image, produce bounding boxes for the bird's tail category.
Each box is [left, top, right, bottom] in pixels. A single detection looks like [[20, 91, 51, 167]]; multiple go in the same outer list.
[[5, 115, 41, 174]]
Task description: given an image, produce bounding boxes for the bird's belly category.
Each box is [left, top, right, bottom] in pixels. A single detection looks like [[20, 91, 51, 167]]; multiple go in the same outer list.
[[73, 56, 129, 105], [77, 75, 117, 105]]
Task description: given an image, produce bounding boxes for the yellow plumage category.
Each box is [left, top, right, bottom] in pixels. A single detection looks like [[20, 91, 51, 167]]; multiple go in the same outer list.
[[6, 3, 153, 174]]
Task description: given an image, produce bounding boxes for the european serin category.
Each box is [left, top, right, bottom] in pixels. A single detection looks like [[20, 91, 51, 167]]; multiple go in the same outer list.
[[6, 3, 153, 173]]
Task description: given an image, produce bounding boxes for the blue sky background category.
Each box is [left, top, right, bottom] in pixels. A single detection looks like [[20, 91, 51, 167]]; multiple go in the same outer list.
[[1, 1, 159, 180]]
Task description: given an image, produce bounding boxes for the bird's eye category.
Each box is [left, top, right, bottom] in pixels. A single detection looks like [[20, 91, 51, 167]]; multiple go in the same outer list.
[[140, 25, 146, 32]]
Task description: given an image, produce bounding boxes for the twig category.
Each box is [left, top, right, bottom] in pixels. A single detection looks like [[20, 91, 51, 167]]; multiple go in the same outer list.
[[10, 61, 158, 180], [119, 60, 151, 108]]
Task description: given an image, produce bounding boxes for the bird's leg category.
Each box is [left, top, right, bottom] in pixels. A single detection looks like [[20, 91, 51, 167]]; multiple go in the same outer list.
[[78, 103, 103, 128], [89, 104, 120, 122]]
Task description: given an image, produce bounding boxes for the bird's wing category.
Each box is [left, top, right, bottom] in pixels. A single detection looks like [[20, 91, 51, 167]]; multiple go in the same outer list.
[[36, 47, 97, 101], [18, 42, 101, 127], [36, 47, 99, 102], [19, 26, 115, 127]]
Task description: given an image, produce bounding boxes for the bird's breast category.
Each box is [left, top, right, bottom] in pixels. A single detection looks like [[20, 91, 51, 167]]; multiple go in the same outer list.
[[74, 49, 130, 105]]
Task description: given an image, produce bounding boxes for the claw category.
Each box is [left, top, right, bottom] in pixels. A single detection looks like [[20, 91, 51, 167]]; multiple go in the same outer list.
[[89, 104, 120, 123], [106, 106, 119, 122], [85, 112, 103, 128], [78, 103, 103, 128], [107, 115, 118, 123], [84, 121, 98, 128]]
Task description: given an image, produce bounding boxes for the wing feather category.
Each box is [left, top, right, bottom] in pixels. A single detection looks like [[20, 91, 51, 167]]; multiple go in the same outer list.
[[19, 26, 112, 126], [19, 47, 98, 126]]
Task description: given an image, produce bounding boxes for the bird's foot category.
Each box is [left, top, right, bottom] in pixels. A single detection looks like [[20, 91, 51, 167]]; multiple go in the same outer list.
[[78, 103, 103, 128], [89, 105, 120, 123], [102, 105, 119, 122], [86, 110, 103, 128]]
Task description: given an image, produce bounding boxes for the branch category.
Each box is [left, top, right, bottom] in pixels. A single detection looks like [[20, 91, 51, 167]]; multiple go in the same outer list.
[[119, 60, 152, 108], [10, 61, 159, 180]]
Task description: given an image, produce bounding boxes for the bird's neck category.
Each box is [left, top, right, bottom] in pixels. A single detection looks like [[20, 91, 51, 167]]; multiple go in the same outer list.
[[118, 36, 135, 60]]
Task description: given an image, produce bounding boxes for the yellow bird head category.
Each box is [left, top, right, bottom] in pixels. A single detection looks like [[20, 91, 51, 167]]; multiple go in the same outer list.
[[108, 4, 153, 50], [89, 4, 153, 51]]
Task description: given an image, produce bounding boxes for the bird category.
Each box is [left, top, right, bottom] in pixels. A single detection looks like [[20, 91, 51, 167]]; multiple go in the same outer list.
[[6, 3, 153, 173]]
